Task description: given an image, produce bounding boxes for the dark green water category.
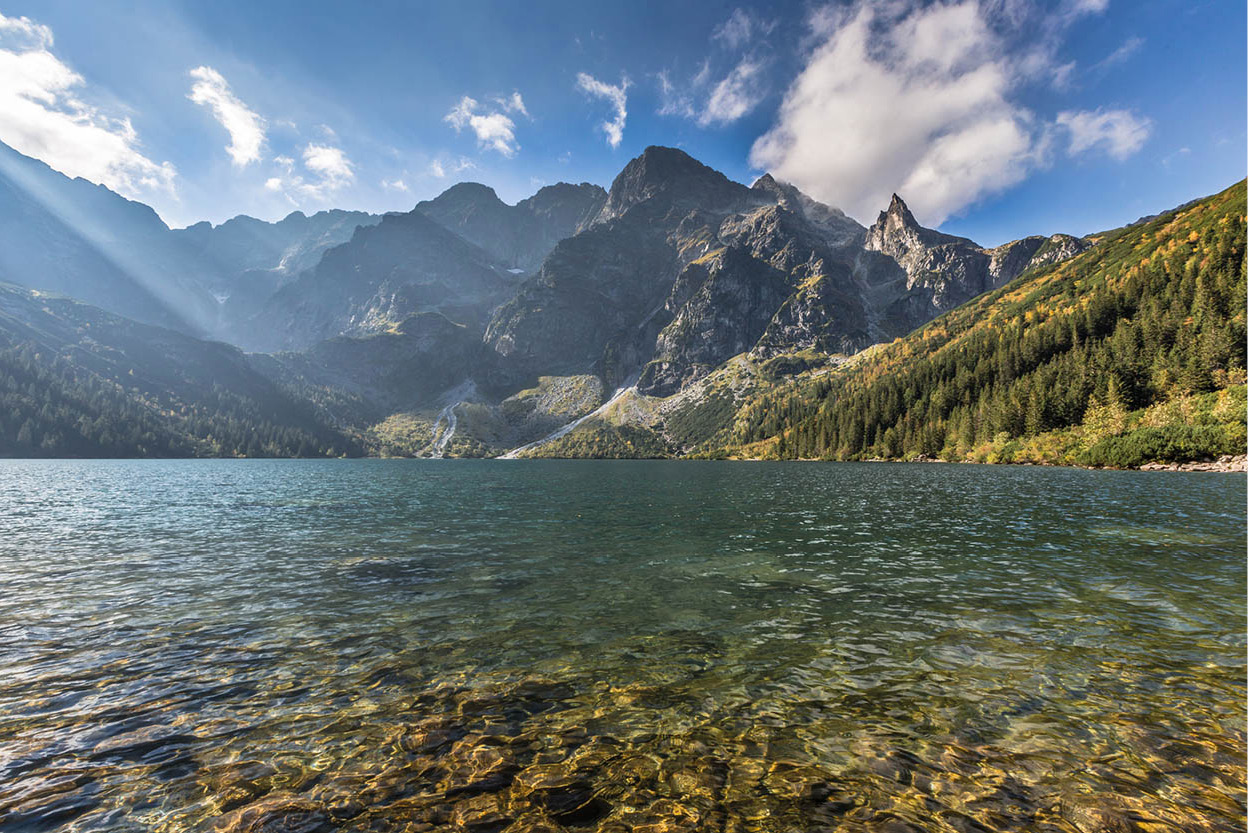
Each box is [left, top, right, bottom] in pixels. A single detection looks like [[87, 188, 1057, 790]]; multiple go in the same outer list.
[[0, 460, 1243, 832]]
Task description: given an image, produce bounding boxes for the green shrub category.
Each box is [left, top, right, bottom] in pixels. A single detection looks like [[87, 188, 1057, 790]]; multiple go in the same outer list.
[[1079, 424, 1235, 468]]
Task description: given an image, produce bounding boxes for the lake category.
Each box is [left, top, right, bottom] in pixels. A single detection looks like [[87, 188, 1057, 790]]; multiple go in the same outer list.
[[0, 460, 1243, 831]]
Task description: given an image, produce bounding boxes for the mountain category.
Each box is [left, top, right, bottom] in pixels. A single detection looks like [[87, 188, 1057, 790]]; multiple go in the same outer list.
[[0, 282, 356, 457], [243, 209, 520, 352], [719, 181, 1246, 467], [0, 142, 220, 335], [172, 208, 381, 337], [867, 192, 1091, 334], [414, 181, 605, 271], [8, 141, 1224, 466], [232, 180, 611, 353], [0, 140, 386, 345], [485, 146, 1090, 402]]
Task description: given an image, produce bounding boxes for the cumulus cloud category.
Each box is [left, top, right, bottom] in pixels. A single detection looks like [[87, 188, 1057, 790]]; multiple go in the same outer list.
[[699, 58, 766, 126], [187, 66, 266, 166], [444, 94, 525, 156], [1057, 109, 1151, 160], [712, 9, 776, 49], [302, 143, 353, 187], [750, 0, 1118, 225], [0, 12, 176, 198], [381, 177, 409, 192], [576, 72, 628, 148]]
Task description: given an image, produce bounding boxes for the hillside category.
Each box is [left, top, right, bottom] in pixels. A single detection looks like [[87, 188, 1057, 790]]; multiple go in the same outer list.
[[0, 284, 356, 458], [717, 181, 1246, 467]]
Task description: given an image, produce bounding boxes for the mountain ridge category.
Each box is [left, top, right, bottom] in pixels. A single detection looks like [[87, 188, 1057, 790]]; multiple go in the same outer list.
[[4, 140, 1232, 466]]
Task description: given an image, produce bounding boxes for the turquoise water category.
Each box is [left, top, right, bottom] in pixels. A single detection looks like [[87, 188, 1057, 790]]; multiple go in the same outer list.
[[0, 460, 1243, 831]]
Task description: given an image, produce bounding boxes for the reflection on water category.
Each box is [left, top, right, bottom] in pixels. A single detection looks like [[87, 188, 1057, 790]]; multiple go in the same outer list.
[[0, 460, 1243, 832]]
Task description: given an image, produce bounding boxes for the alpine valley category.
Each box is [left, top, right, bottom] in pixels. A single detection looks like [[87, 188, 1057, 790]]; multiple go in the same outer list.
[[0, 141, 1243, 465]]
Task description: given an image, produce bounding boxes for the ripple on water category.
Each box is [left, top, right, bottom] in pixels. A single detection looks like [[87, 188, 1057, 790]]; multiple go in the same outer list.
[[0, 459, 1243, 831]]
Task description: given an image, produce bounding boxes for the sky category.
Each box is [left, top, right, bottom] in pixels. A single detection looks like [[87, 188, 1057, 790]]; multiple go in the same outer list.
[[0, 0, 1242, 246]]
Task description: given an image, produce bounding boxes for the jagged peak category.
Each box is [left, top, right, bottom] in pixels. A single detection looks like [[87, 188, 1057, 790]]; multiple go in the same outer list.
[[882, 193, 919, 228]]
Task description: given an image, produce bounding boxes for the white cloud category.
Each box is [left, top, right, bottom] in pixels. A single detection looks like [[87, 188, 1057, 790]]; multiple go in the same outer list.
[[497, 91, 528, 117], [0, 12, 176, 198], [381, 177, 409, 192], [187, 66, 266, 166], [427, 155, 475, 179], [712, 9, 776, 49], [1096, 36, 1144, 70], [657, 69, 696, 118], [444, 95, 522, 156], [302, 143, 353, 189], [576, 72, 628, 148], [1057, 109, 1151, 160], [1061, 0, 1109, 21], [699, 58, 766, 126], [750, 0, 1104, 225], [265, 142, 355, 204]]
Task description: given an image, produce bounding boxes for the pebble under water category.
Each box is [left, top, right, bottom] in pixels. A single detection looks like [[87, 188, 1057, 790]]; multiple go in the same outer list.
[[0, 459, 1243, 832]]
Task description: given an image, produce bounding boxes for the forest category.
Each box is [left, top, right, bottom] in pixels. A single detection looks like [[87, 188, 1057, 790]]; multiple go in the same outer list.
[[726, 182, 1247, 467]]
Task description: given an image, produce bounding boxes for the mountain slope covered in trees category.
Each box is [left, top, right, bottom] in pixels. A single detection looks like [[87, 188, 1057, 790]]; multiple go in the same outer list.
[[0, 284, 356, 457], [719, 181, 1247, 467]]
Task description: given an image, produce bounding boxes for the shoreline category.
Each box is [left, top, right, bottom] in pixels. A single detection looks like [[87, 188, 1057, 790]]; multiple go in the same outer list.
[[723, 453, 1248, 472], [3, 454, 1245, 471]]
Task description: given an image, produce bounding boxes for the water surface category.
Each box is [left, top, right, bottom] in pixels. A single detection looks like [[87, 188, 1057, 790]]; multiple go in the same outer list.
[[0, 460, 1244, 831]]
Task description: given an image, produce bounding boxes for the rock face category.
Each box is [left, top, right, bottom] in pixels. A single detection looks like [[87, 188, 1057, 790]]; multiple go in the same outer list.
[[260, 312, 500, 416], [592, 146, 766, 224], [415, 181, 606, 271], [246, 210, 517, 352], [866, 194, 1092, 334]]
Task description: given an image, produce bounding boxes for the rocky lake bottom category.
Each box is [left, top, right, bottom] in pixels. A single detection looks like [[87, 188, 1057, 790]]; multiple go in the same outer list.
[[0, 459, 1243, 832]]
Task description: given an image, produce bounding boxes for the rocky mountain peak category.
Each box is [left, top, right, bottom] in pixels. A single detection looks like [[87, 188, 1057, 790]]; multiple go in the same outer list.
[[881, 193, 920, 232], [866, 192, 973, 266], [750, 174, 863, 246]]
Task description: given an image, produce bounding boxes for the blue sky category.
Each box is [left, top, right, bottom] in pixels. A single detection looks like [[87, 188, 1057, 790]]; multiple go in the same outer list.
[[0, 0, 1242, 245]]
